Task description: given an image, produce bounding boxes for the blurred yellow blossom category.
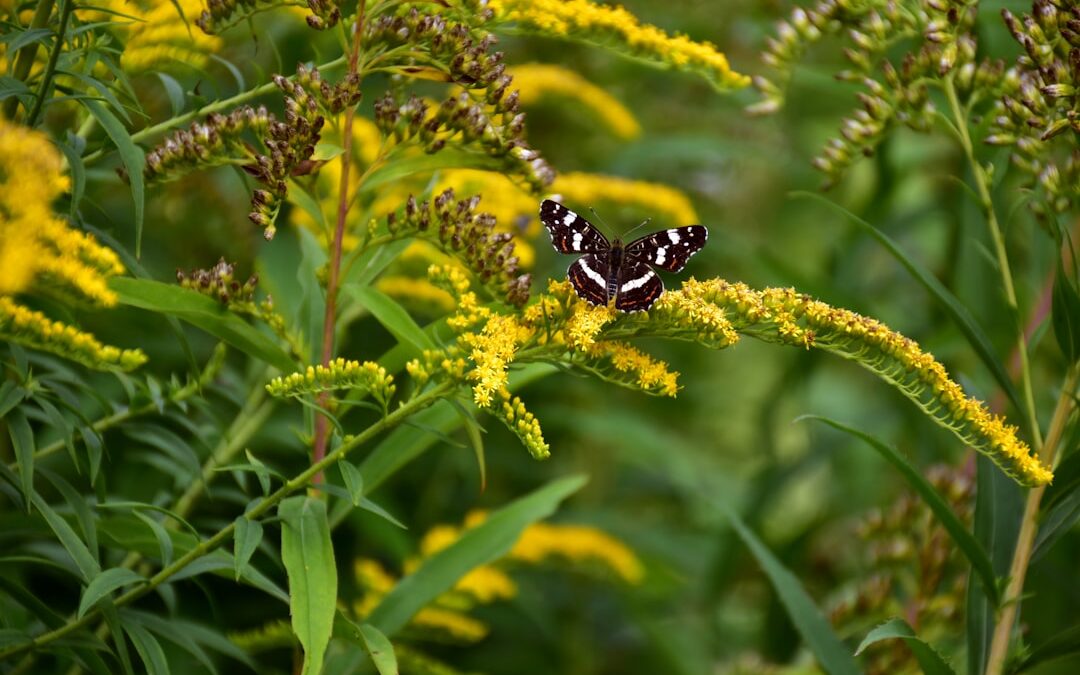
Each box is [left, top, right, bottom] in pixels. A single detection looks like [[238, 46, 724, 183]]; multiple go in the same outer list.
[[488, 0, 750, 91], [552, 172, 700, 226], [82, 0, 223, 74], [511, 63, 641, 139]]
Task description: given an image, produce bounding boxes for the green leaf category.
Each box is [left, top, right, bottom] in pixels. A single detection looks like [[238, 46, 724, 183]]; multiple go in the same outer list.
[[132, 511, 172, 567], [339, 461, 364, 507], [55, 137, 86, 216], [280, 496, 337, 675], [40, 469, 99, 566], [233, 516, 263, 581], [246, 449, 273, 495], [450, 398, 486, 490], [312, 142, 345, 161], [856, 618, 956, 674], [110, 277, 294, 372], [1034, 449, 1080, 561], [78, 568, 146, 618], [342, 285, 435, 357], [790, 191, 1023, 416], [2, 27, 53, 52], [361, 149, 501, 192], [334, 615, 398, 675], [802, 416, 1000, 605], [726, 507, 861, 675], [122, 618, 170, 675], [1052, 263, 1080, 365], [81, 99, 145, 255], [0, 75, 31, 102], [367, 475, 587, 636], [7, 409, 35, 512], [155, 73, 185, 117], [32, 491, 101, 581]]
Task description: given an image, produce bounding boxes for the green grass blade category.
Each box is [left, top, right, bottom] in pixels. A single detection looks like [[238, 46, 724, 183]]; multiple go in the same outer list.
[[81, 99, 144, 256], [280, 496, 337, 675], [803, 415, 999, 605], [856, 618, 957, 675], [726, 507, 861, 675]]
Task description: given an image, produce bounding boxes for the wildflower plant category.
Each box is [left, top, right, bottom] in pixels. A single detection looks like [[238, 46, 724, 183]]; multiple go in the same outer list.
[[0, 0, 1077, 674]]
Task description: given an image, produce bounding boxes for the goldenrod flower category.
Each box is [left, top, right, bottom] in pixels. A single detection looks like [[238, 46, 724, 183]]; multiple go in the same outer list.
[[552, 172, 700, 225], [0, 298, 147, 371], [510, 63, 641, 139], [497, 388, 550, 459], [587, 340, 680, 398], [461, 314, 530, 407], [81, 0, 223, 74], [376, 275, 456, 313], [488, 0, 750, 91], [510, 522, 645, 584]]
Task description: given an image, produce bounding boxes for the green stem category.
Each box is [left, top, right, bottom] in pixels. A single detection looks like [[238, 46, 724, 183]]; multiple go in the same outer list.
[[25, 0, 73, 127], [985, 364, 1079, 675], [79, 55, 347, 166], [1, 0, 55, 120], [942, 75, 1043, 449], [0, 382, 452, 662]]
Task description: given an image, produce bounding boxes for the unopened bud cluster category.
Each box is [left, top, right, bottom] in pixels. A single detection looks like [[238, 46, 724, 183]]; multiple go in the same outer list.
[[266, 359, 396, 410], [987, 1, 1080, 215], [177, 258, 258, 305], [753, 0, 1004, 187], [385, 189, 532, 307], [141, 106, 273, 183], [197, 0, 339, 34], [829, 464, 971, 674]]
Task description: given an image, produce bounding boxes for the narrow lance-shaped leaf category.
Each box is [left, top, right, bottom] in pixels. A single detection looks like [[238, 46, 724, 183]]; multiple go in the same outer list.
[[726, 506, 862, 675], [233, 516, 263, 581], [79, 568, 146, 618], [280, 496, 337, 675], [802, 416, 1000, 605], [81, 99, 145, 255], [856, 618, 956, 675]]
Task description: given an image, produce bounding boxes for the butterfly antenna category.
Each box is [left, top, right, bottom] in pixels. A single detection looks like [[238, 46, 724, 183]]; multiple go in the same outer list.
[[623, 217, 653, 239], [587, 206, 616, 239]]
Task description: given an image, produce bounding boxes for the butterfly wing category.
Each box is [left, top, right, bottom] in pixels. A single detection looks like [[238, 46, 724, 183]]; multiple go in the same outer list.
[[567, 254, 611, 307], [615, 260, 664, 312], [625, 225, 708, 273], [540, 199, 610, 254]]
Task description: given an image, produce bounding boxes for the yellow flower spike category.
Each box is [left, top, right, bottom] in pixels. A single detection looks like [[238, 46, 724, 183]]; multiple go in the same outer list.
[[509, 522, 645, 584], [266, 359, 396, 406], [411, 607, 490, 642], [487, 0, 750, 91], [79, 0, 223, 74], [0, 298, 147, 371], [510, 64, 642, 140], [461, 314, 530, 408], [587, 341, 680, 398], [376, 275, 457, 313], [551, 172, 700, 225], [565, 303, 618, 351]]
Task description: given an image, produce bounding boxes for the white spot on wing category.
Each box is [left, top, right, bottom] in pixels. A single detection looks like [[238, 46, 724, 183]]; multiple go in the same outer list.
[[572, 232, 583, 250], [578, 258, 606, 287], [563, 213, 576, 226], [621, 271, 655, 292], [668, 230, 680, 244], [655, 247, 667, 266]]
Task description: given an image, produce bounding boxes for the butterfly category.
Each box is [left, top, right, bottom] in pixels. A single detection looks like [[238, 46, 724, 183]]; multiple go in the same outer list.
[[540, 199, 708, 312]]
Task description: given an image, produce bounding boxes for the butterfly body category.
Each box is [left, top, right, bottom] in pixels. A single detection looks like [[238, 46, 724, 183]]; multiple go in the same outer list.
[[540, 199, 707, 312]]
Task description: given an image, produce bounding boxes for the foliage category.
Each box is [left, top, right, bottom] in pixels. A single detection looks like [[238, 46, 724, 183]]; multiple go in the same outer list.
[[2, 0, 1080, 674]]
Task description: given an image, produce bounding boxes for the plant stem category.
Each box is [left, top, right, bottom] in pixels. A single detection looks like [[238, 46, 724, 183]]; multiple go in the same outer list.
[[78, 55, 347, 166], [312, 3, 367, 484], [0, 381, 453, 662], [25, 0, 73, 128], [943, 75, 1043, 449], [1, 0, 55, 120], [985, 364, 1079, 675]]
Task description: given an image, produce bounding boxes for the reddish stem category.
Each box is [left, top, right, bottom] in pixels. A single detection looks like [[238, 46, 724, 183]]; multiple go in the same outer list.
[[311, 4, 366, 484]]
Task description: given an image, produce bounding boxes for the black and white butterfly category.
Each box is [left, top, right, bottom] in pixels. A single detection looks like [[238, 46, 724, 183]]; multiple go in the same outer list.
[[540, 199, 708, 312]]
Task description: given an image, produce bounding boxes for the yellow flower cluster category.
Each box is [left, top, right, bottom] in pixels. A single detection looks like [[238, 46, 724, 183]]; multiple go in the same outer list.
[[658, 277, 1052, 486], [81, 0, 223, 74], [509, 521, 645, 584], [510, 63, 641, 140], [552, 172, 700, 226], [564, 303, 618, 351], [375, 275, 456, 313], [461, 313, 531, 407], [265, 358, 396, 407], [589, 340, 679, 398], [488, 0, 750, 91], [1, 120, 145, 370], [0, 297, 147, 371]]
